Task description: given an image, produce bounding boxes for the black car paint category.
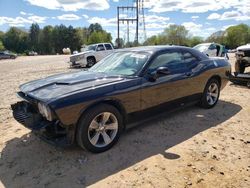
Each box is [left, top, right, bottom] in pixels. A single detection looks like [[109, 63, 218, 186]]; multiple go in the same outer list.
[[12, 46, 230, 146]]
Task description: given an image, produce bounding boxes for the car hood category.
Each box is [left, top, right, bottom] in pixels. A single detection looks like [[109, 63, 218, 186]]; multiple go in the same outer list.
[[70, 50, 93, 57], [20, 71, 125, 102], [237, 44, 250, 51]]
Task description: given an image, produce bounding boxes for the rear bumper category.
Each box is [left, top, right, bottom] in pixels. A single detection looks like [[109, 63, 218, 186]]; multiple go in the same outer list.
[[11, 101, 75, 147]]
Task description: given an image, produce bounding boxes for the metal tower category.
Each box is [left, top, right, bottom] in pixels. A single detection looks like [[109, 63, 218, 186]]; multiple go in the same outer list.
[[117, 0, 146, 48]]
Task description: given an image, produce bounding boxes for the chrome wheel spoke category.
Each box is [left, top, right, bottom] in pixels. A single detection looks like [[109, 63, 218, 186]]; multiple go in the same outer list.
[[89, 120, 99, 130], [210, 93, 218, 98], [102, 112, 110, 124], [206, 83, 219, 105], [90, 132, 100, 145], [105, 123, 118, 130], [101, 131, 112, 145]]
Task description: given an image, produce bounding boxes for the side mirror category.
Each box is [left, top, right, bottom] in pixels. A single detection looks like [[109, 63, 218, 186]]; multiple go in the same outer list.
[[156, 66, 171, 76], [148, 67, 171, 81]]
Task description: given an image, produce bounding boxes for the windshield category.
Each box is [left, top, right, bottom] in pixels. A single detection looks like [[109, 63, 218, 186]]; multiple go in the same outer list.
[[87, 45, 96, 51], [89, 52, 149, 76], [193, 44, 210, 52]]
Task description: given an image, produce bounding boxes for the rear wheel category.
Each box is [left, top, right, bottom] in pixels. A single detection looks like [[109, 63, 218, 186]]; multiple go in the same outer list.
[[235, 60, 245, 73], [76, 104, 123, 153], [199, 78, 220, 109]]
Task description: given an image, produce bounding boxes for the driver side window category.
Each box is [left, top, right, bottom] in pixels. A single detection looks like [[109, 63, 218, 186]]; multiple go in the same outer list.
[[148, 51, 183, 73], [96, 44, 105, 51]]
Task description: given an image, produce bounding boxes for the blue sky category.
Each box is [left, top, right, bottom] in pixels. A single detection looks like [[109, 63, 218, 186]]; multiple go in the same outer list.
[[0, 0, 249, 42]]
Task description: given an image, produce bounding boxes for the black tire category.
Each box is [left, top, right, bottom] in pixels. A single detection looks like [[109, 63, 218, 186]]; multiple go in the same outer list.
[[76, 104, 123, 153], [235, 60, 245, 73], [199, 78, 220, 109], [86, 57, 96, 68]]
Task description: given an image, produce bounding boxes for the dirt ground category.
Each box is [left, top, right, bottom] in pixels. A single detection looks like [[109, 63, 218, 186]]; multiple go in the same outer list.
[[0, 54, 249, 188]]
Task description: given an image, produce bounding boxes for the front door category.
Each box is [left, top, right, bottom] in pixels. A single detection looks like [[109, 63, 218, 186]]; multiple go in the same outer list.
[[140, 50, 193, 110], [95, 44, 106, 61]]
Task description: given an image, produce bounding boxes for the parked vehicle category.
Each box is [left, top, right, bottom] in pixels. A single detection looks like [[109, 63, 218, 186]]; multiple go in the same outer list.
[[193, 43, 228, 58], [0, 51, 17, 59], [12, 46, 230, 153], [28, 51, 38, 56], [69, 43, 114, 68], [235, 44, 250, 73]]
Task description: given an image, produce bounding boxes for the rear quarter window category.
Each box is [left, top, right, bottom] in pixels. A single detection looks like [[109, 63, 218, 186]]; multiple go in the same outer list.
[[104, 44, 113, 50]]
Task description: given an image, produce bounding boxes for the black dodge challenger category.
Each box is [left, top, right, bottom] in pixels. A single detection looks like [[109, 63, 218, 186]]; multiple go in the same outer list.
[[12, 46, 231, 152]]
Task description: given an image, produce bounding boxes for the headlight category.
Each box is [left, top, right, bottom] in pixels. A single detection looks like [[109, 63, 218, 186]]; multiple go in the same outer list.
[[38, 102, 53, 121]]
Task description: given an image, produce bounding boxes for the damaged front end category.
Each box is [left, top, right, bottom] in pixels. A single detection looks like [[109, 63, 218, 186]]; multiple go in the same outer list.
[[11, 101, 75, 147]]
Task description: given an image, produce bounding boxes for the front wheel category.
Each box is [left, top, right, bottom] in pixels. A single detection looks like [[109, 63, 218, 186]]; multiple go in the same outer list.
[[76, 104, 123, 153], [86, 57, 96, 68], [199, 79, 220, 109]]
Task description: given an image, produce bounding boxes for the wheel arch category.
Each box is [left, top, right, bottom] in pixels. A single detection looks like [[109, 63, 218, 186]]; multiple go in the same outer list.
[[76, 98, 127, 130], [208, 75, 221, 88]]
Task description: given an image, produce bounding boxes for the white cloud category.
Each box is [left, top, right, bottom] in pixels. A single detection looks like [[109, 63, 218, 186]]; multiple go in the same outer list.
[[207, 13, 221, 20], [191, 16, 199, 19], [25, 0, 110, 11], [207, 10, 250, 21], [20, 11, 34, 16], [145, 15, 170, 23], [0, 15, 48, 26], [148, 0, 250, 14], [82, 14, 89, 19], [182, 22, 203, 36], [88, 17, 117, 26], [27, 15, 48, 23], [57, 14, 81, 20], [20, 11, 27, 15]]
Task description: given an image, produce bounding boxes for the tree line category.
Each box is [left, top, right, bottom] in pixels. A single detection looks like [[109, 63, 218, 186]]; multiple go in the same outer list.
[[0, 23, 112, 54], [0, 23, 249, 54], [143, 24, 250, 49]]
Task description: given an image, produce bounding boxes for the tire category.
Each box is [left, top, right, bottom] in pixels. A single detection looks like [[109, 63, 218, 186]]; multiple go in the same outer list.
[[76, 104, 123, 153], [199, 78, 220, 109], [86, 57, 96, 68], [235, 60, 245, 73]]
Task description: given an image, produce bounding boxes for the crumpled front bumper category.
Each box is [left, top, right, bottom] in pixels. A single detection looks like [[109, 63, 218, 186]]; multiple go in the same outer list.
[[11, 101, 75, 147]]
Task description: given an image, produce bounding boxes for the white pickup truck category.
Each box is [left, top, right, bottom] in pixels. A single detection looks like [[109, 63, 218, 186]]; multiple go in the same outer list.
[[69, 43, 114, 68]]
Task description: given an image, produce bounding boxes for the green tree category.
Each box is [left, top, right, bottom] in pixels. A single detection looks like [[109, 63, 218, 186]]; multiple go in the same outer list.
[[3, 27, 28, 53], [163, 24, 189, 45], [225, 24, 250, 49], [0, 40, 5, 51], [87, 31, 112, 44], [143, 35, 159, 45], [88, 23, 103, 34], [188, 36, 204, 47], [29, 23, 40, 51], [39, 25, 54, 54]]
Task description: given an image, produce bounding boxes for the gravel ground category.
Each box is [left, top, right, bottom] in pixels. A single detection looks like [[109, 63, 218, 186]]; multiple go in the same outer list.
[[0, 54, 249, 188]]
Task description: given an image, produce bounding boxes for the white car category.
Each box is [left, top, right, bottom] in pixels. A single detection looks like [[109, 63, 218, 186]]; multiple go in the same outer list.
[[69, 43, 114, 68], [193, 43, 226, 57]]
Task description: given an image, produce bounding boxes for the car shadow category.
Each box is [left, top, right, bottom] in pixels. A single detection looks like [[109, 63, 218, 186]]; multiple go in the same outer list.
[[0, 100, 242, 187]]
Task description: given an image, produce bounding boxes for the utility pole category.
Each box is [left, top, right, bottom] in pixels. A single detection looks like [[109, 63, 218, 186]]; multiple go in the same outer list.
[[135, 0, 139, 45], [117, 0, 146, 48], [117, 1, 138, 48]]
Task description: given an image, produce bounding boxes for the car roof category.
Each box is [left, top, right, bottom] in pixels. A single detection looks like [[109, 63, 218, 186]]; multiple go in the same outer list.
[[116, 45, 209, 60], [116, 45, 197, 53]]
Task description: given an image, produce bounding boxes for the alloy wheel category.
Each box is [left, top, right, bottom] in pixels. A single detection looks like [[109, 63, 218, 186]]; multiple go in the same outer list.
[[88, 112, 118, 148], [206, 83, 219, 105]]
